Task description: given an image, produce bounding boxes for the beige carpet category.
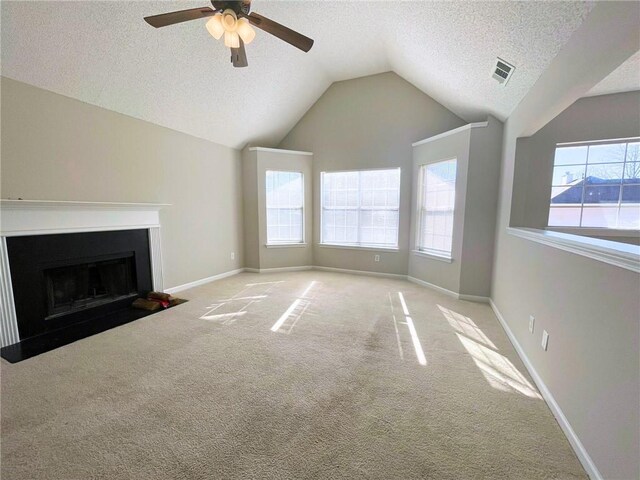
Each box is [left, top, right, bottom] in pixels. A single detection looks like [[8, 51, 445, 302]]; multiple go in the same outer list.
[[1, 271, 586, 479]]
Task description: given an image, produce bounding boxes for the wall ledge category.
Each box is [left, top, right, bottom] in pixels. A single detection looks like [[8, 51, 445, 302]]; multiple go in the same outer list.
[[507, 227, 640, 273], [412, 121, 488, 147]]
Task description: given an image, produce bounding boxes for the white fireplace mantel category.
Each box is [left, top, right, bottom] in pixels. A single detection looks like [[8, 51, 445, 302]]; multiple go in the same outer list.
[[0, 199, 171, 348]]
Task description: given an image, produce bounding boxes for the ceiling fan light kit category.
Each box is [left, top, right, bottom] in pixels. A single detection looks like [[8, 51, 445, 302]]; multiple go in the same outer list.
[[144, 1, 314, 68]]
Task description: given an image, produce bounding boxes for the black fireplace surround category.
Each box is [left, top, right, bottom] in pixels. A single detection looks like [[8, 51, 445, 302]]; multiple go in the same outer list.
[[5, 229, 153, 353]]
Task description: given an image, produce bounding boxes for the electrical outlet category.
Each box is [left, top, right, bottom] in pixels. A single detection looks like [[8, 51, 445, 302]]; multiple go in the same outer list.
[[374, 255, 380, 262], [529, 315, 535, 333], [231, 252, 235, 260], [541, 330, 549, 351]]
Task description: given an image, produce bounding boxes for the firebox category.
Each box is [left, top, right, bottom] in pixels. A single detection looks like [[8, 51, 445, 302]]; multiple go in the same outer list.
[[44, 254, 138, 320]]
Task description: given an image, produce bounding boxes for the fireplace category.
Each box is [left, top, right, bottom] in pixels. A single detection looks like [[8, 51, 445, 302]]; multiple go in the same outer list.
[[5, 229, 153, 341], [0, 200, 168, 357]]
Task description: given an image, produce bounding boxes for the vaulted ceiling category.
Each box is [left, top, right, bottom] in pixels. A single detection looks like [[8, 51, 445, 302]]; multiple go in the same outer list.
[[1, 1, 621, 149]]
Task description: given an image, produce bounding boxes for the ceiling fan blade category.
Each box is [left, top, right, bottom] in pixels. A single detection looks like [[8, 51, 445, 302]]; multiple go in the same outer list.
[[144, 7, 217, 28], [245, 12, 313, 52], [231, 39, 248, 68]]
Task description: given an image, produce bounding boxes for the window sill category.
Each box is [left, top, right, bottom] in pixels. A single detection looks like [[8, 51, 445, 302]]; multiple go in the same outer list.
[[411, 250, 453, 263], [507, 227, 640, 273], [546, 227, 639, 238], [265, 243, 307, 249], [318, 243, 399, 252]]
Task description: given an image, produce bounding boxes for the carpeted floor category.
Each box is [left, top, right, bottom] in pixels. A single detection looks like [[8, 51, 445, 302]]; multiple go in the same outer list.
[[1, 271, 586, 479]]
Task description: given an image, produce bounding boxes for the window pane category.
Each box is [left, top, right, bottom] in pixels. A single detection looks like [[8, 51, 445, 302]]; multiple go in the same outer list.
[[551, 186, 583, 204], [321, 169, 400, 246], [622, 185, 640, 203], [581, 206, 619, 228], [418, 159, 456, 256], [266, 171, 303, 243], [624, 162, 640, 183], [551, 165, 585, 186], [548, 206, 581, 227], [618, 206, 640, 229], [583, 186, 620, 204], [626, 143, 640, 163], [585, 163, 623, 182], [588, 143, 627, 164], [554, 146, 587, 166]]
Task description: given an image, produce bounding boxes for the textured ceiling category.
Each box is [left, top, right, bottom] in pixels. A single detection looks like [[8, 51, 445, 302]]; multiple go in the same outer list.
[[586, 50, 640, 97], [1, 1, 596, 149]]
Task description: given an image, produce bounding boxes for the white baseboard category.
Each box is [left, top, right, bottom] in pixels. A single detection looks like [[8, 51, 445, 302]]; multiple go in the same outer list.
[[458, 293, 490, 303], [164, 268, 244, 294], [407, 275, 459, 298], [489, 300, 602, 480], [406, 276, 489, 303], [313, 265, 406, 279], [167, 266, 487, 304], [254, 266, 313, 273]]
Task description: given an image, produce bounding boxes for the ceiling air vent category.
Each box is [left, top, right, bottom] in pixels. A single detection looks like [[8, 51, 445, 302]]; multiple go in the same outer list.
[[492, 58, 515, 85]]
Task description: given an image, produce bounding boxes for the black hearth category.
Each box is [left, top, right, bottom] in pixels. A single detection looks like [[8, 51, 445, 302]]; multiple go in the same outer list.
[[1, 229, 156, 362]]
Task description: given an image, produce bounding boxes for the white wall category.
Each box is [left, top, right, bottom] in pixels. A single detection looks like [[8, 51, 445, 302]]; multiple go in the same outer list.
[[279, 72, 465, 275], [1, 77, 244, 289], [491, 3, 640, 478]]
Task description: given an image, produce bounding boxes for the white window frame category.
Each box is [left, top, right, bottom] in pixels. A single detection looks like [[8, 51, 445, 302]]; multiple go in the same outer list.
[[415, 158, 457, 260], [265, 170, 305, 246], [320, 167, 401, 250], [548, 137, 640, 231]]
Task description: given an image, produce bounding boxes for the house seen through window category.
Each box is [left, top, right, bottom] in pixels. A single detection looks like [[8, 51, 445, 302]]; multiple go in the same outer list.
[[548, 139, 640, 229], [266, 170, 304, 244]]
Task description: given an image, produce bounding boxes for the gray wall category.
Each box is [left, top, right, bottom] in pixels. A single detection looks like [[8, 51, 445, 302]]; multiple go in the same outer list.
[[1, 77, 244, 289], [460, 118, 503, 296], [242, 148, 314, 270], [279, 72, 465, 275], [491, 3, 640, 478]]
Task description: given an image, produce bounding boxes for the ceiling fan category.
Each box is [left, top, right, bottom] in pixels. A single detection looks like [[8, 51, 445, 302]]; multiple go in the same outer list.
[[144, 1, 314, 68]]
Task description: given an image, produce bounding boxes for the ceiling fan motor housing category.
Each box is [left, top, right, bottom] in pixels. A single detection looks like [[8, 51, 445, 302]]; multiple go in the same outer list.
[[211, 1, 251, 16]]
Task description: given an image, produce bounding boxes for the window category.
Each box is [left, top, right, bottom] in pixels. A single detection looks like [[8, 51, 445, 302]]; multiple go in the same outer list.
[[416, 159, 457, 258], [321, 168, 400, 248], [266, 170, 304, 244], [548, 139, 640, 229]]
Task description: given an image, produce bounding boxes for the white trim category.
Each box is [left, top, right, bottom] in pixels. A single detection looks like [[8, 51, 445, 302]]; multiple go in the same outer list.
[[0, 238, 20, 348], [411, 250, 453, 263], [0, 199, 169, 237], [547, 226, 639, 238], [412, 121, 488, 147], [507, 227, 640, 273], [164, 268, 245, 294], [248, 147, 313, 156], [318, 244, 399, 252], [250, 266, 313, 273], [148, 228, 164, 292], [265, 243, 308, 248], [458, 293, 490, 303], [407, 275, 459, 298], [315, 266, 406, 279], [557, 136, 639, 147], [489, 300, 603, 480]]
